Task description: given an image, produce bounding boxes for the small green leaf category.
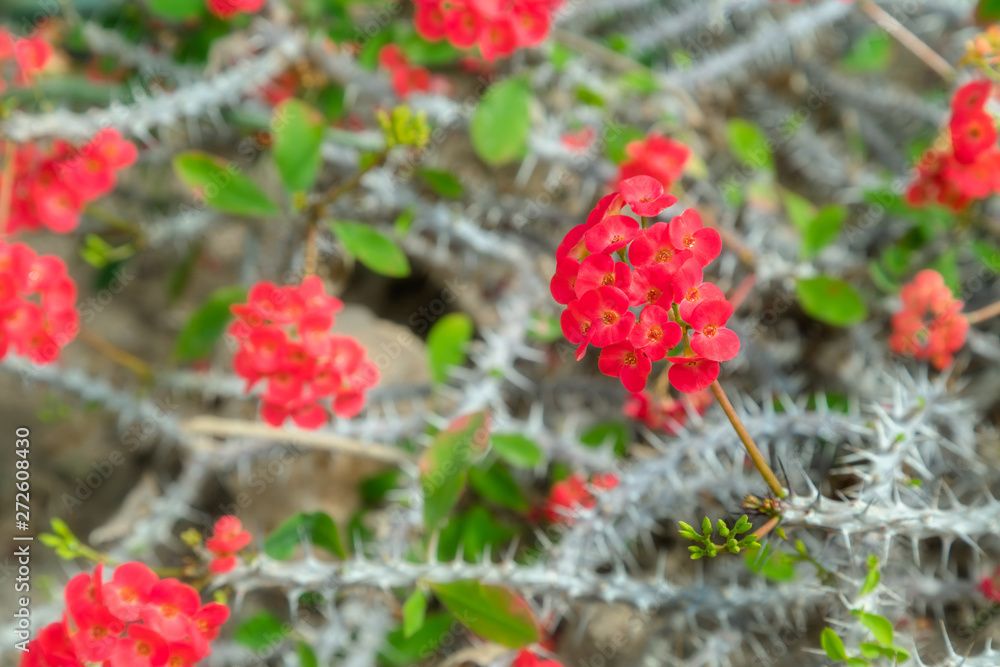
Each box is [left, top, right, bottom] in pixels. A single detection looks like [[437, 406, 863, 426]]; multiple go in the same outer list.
[[846, 659, 870, 667], [469, 461, 530, 513], [394, 206, 416, 236], [840, 29, 893, 72], [859, 642, 883, 659], [972, 240, 1000, 274], [421, 412, 490, 532], [417, 168, 465, 199], [360, 469, 402, 505], [330, 221, 411, 277], [859, 556, 880, 596], [459, 505, 517, 559], [931, 249, 961, 297], [605, 127, 645, 165], [427, 313, 474, 384], [726, 118, 773, 172], [821, 628, 848, 661], [796, 276, 868, 327], [782, 190, 817, 233], [378, 613, 454, 667], [235, 612, 287, 652], [297, 642, 318, 667], [149, 0, 205, 20], [860, 613, 894, 646], [430, 580, 539, 648], [470, 78, 532, 166], [402, 590, 427, 638], [580, 420, 628, 457], [745, 545, 797, 582], [490, 434, 543, 469], [272, 99, 326, 193], [173, 151, 280, 218], [173, 286, 246, 363], [978, 0, 1000, 23], [264, 511, 346, 561], [802, 204, 847, 258]]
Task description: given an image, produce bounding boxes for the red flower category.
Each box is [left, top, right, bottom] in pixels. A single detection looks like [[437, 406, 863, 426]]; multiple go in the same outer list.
[[164, 643, 201, 667], [142, 580, 201, 641], [677, 281, 725, 321], [573, 286, 634, 347], [573, 254, 632, 299], [541, 472, 616, 525], [952, 80, 993, 120], [624, 389, 712, 435], [207, 0, 265, 19], [560, 303, 593, 361], [206, 516, 252, 574], [109, 623, 168, 667], [667, 209, 721, 267], [69, 605, 125, 662], [413, 0, 562, 61], [628, 305, 681, 361], [584, 214, 641, 254], [628, 222, 683, 268], [555, 224, 592, 263], [598, 341, 652, 392], [666, 355, 720, 393], [549, 258, 580, 305], [65, 563, 104, 623], [688, 299, 741, 362], [513, 649, 563, 667], [618, 175, 677, 216], [627, 263, 675, 308], [889, 270, 968, 370], [950, 110, 998, 164], [104, 563, 158, 622], [617, 133, 690, 190]]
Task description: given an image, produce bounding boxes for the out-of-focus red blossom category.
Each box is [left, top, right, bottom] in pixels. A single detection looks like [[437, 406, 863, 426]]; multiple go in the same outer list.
[[978, 566, 1000, 601], [3, 128, 138, 235], [541, 473, 619, 524], [0, 240, 79, 364], [207, 0, 265, 19], [907, 80, 1000, 211], [413, 0, 563, 61], [624, 389, 712, 435], [20, 562, 228, 667], [229, 276, 380, 428], [889, 269, 969, 370], [552, 162, 735, 394], [560, 126, 596, 153], [617, 133, 691, 192], [256, 70, 299, 107], [0, 28, 53, 91], [205, 516, 252, 574], [512, 648, 563, 667], [377, 44, 450, 98]]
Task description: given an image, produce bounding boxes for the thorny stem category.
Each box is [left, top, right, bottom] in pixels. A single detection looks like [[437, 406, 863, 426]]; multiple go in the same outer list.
[[303, 152, 389, 278], [77, 328, 154, 381], [966, 298, 1000, 325], [0, 140, 16, 237], [856, 0, 955, 81], [709, 380, 787, 499]]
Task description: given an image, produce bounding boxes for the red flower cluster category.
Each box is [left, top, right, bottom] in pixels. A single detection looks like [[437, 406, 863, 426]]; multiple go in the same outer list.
[[889, 269, 968, 370], [541, 472, 618, 524], [414, 0, 563, 61], [205, 516, 252, 574], [229, 277, 380, 429], [0, 29, 52, 92], [978, 566, 1000, 602], [20, 562, 228, 667], [624, 388, 711, 435], [4, 129, 138, 235], [906, 80, 1000, 211], [207, 0, 265, 19], [0, 240, 78, 364], [552, 176, 739, 393], [513, 649, 562, 667], [378, 44, 449, 98], [617, 133, 690, 192]]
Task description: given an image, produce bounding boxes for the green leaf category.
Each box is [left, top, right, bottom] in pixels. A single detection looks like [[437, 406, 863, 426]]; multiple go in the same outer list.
[[802, 204, 847, 258], [471, 78, 532, 166], [575, 86, 604, 107], [726, 118, 773, 172], [459, 505, 517, 558], [781, 190, 817, 233], [972, 239, 1000, 274], [173, 286, 246, 363], [297, 642, 318, 667], [978, 0, 1000, 24], [796, 276, 868, 327], [840, 28, 893, 72], [173, 151, 280, 218], [417, 168, 465, 199], [149, 0, 204, 20], [931, 249, 961, 297], [745, 545, 797, 582], [264, 511, 346, 560], [394, 206, 416, 236], [235, 612, 287, 652], [580, 420, 628, 457], [402, 590, 427, 638], [427, 313, 474, 384], [272, 99, 325, 193], [378, 613, 454, 667], [330, 221, 411, 278], [420, 412, 491, 532], [859, 642, 883, 659], [360, 469, 402, 505], [859, 555, 880, 596], [490, 434, 543, 469], [430, 580, 539, 648], [469, 462, 530, 513], [860, 613, 894, 646], [846, 659, 870, 667], [821, 628, 848, 661], [605, 127, 645, 165]]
